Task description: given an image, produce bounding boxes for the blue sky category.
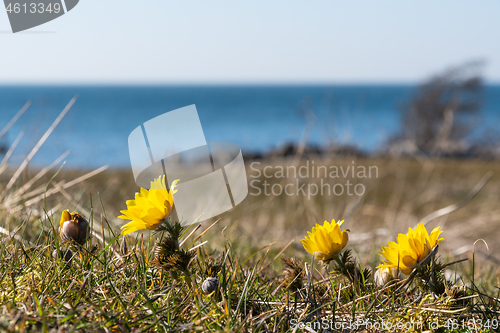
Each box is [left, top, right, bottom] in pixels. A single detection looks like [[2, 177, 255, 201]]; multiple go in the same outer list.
[[1, 0, 499, 84]]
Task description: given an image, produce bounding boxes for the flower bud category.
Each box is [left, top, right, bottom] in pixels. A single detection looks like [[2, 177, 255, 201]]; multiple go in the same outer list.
[[201, 277, 218, 294], [374, 267, 402, 287], [52, 247, 74, 263], [59, 210, 90, 245]]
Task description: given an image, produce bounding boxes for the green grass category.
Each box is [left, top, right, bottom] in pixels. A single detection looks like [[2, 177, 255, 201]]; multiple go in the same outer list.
[[2, 96, 500, 332], [0, 211, 498, 332], [0, 157, 500, 332]]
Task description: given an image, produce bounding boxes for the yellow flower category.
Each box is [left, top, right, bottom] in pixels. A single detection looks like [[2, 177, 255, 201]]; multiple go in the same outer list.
[[301, 219, 349, 262], [377, 222, 444, 275], [119, 176, 179, 235]]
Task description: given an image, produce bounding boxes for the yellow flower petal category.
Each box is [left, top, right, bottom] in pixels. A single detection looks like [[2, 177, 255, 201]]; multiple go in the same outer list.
[[60, 210, 71, 227], [378, 223, 444, 275], [118, 177, 180, 235], [301, 219, 349, 262]]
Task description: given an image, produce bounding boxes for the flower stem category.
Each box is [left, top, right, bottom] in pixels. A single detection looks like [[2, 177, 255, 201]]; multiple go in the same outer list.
[[183, 269, 202, 313]]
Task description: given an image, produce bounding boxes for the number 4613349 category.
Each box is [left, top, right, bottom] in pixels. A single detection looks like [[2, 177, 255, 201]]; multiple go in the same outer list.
[[5, 3, 62, 14]]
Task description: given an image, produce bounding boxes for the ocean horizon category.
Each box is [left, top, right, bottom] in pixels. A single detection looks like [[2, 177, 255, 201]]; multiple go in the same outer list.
[[0, 84, 499, 168]]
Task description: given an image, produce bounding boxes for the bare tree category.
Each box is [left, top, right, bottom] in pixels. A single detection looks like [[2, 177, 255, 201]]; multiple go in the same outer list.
[[389, 61, 484, 156]]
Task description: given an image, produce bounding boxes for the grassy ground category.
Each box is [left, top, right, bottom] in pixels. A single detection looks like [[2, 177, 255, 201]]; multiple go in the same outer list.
[[0, 156, 499, 332]]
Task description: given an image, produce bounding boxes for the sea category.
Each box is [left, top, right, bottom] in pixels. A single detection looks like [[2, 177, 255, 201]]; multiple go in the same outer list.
[[0, 85, 499, 169]]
